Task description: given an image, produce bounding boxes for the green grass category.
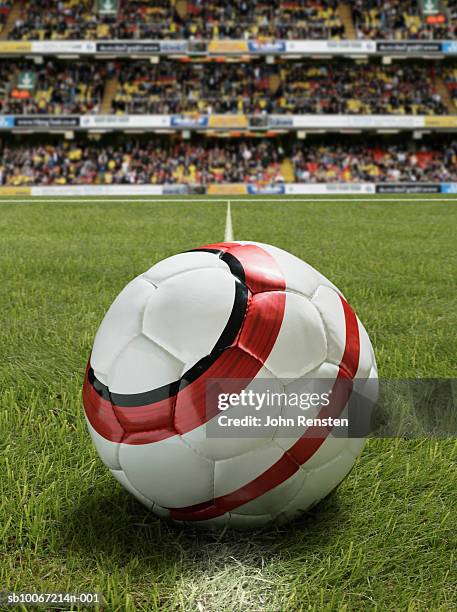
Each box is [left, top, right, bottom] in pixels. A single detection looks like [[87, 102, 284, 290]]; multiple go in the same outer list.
[[0, 197, 456, 611]]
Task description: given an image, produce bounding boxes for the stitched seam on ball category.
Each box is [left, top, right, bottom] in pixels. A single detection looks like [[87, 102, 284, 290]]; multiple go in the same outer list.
[[141, 263, 230, 286]]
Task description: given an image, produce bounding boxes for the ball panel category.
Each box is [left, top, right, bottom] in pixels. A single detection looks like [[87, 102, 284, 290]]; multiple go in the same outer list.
[[110, 468, 154, 509], [188, 514, 231, 529], [228, 513, 273, 529], [119, 436, 214, 508], [107, 334, 184, 395], [143, 268, 236, 365], [355, 316, 378, 379], [213, 443, 284, 498], [262, 292, 327, 382], [91, 277, 156, 376], [230, 465, 307, 516], [280, 448, 357, 516], [311, 285, 347, 367], [142, 251, 229, 285], [298, 432, 351, 472], [347, 437, 366, 458]]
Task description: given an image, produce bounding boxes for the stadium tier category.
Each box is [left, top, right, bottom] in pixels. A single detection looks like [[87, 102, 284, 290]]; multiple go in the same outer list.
[[1, 1, 457, 195], [0, 59, 454, 116], [7, 0, 344, 41], [112, 60, 448, 115], [3, 0, 456, 40], [1, 136, 456, 187]]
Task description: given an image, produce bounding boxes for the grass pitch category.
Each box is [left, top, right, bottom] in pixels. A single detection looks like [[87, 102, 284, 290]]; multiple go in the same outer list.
[[0, 197, 456, 611]]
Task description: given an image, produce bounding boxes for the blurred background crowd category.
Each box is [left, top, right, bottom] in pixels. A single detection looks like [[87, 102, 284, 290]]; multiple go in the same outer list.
[[1, 137, 456, 186], [1, 1, 457, 188], [2, 0, 457, 40], [0, 59, 455, 116]]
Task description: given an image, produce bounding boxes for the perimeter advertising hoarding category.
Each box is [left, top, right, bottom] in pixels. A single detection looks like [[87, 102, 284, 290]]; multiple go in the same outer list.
[[285, 40, 376, 54], [0, 41, 33, 53], [0, 187, 32, 196], [14, 116, 80, 128], [247, 184, 286, 195], [441, 183, 457, 193], [170, 115, 209, 128], [95, 41, 187, 54], [292, 115, 424, 129], [424, 116, 457, 128], [375, 184, 442, 194], [0, 116, 14, 129], [3, 114, 455, 131], [207, 115, 249, 129], [1, 39, 456, 57], [285, 183, 376, 195], [31, 185, 167, 197], [208, 40, 249, 54], [376, 41, 444, 53], [1, 184, 450, 197], [207, 184, 248, 196], [80, 115, 171, 129], [248, 41, 286, 53]]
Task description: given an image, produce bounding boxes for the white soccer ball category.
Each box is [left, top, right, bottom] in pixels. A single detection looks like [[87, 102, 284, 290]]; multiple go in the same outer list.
[[83, 241, 377, 528]]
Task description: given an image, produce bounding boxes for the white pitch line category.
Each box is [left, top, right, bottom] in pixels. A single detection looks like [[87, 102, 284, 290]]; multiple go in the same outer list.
[[224, 200, 234, 242], [0, 198, 457, 204]]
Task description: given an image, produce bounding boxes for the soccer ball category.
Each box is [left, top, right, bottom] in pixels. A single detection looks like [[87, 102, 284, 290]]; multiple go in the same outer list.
[[83, 241, 377, 528]]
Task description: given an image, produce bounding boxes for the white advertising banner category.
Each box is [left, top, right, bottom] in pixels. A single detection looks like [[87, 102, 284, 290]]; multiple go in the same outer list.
[[284, 183, 376, 195], [289, 115, 425, 129], [32, 41, 97, 54], [28, 183, 380, 197], [31, 185, 167, 196], [0, 39, 455, 57], [79, 115, 171, 129], [285, 40, 376, 54]]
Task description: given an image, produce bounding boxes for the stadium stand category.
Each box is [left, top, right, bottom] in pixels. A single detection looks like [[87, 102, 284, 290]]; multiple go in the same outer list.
[[0, 58, 449, 116], [7, 0, 342, 40], [8, 0, 101, 41], [2, 3, 457, 193], [1, 137, 456, 186], [2, 59, 439, 116], [0, 138, 284, 186], [291, 139, 457, 182], [6, 0, 457, 40], [0, 61, 106, 114]]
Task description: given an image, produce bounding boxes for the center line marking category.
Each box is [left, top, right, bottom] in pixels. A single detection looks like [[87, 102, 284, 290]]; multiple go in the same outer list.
[[224, 200, 234, 242]]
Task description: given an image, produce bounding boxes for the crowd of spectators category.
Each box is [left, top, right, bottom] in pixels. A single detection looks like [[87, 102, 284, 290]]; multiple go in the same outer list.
[[291, 140, 457, 182], [0, 61, 106, 115], [8, 0, 344, 40], [7, 0, 457, 41], [1, 137, 456, 186], [114, 61, 448, 115], [350, 0, 457, 40], [0, 139, 285, 186], [0, 58, 452, 116]]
